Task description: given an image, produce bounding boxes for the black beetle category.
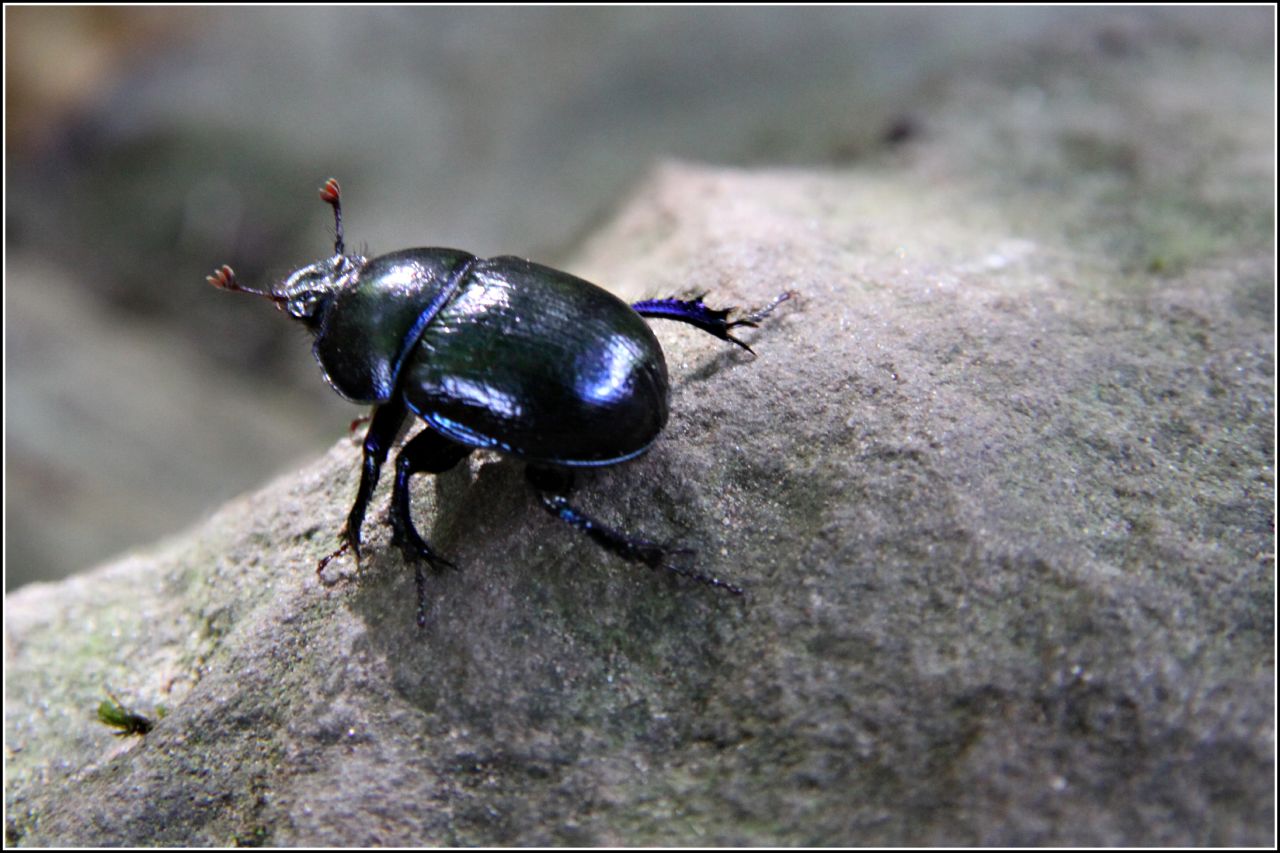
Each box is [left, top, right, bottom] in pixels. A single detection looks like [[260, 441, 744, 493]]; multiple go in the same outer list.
[[209, 178, 790, 625]]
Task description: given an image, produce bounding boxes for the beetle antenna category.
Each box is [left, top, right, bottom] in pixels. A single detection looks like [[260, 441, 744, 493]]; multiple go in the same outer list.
[[320, 177, 345, 256], [206, 264, 287, 305]]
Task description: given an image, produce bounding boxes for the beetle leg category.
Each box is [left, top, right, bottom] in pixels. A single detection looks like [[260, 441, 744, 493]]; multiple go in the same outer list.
[[389, 426, 473, 626], [317, 399, 407, 575], [631, 291, 795, 353], [526, 466, 743, 596]]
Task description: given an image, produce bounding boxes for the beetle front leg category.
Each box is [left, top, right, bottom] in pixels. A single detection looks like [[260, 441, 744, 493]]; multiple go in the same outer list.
[[388, 426, 473, 626], [631, 290, 794, 353], [526, 466, 743, 596], [317, 399, 407, 574]]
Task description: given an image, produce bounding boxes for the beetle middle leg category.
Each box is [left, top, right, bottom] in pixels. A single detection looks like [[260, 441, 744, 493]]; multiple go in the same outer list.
[[526, 466, 743, 596], [389, 427, 473, 626], [631, 291, 794, 353]]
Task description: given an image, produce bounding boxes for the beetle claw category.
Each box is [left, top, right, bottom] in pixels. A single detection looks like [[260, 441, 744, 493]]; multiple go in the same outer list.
[[389, 516, 456, 573], [348, 414, 372, 440], [316, 531, 359, 578]]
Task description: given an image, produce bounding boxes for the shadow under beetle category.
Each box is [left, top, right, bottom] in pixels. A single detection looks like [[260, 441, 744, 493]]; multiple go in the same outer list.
[[209, 178, 791, 626]]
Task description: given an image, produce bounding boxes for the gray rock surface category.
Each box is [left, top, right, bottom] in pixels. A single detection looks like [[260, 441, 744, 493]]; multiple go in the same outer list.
[[5, 147, 1273, 843]]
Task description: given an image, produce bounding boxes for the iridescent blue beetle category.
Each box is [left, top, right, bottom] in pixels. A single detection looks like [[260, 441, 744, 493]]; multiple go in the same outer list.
[[209, 179, 790, 625]]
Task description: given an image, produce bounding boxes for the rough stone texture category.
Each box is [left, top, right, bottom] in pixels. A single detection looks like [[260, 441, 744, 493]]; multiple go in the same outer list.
[[5, 10, 1274, 846]]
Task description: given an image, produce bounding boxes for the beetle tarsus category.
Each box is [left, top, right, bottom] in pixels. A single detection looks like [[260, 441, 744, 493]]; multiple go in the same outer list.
[[736, 290, 796, 326], [631, 290, 795, 353], [316, 536, 352, 576], [655, 547, 745, 596]]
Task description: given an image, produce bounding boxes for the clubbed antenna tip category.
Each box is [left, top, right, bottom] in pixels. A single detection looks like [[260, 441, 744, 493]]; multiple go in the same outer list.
[[206, 263, 241, 291], [206, 263, 285, 304], [319, 177, 345, 256]]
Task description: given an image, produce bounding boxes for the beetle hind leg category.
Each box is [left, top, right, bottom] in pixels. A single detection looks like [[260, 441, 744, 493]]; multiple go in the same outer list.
[[631, 291, 794, 353], [526, 466, 743, 596], [389, 427, 473, 626]]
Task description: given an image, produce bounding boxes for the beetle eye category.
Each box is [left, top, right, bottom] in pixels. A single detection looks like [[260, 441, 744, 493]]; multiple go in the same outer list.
[[285, 293, 320, 320]]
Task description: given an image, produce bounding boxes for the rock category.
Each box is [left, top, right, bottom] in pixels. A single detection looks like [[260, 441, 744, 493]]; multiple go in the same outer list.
[[5, 151, 1272, 844]]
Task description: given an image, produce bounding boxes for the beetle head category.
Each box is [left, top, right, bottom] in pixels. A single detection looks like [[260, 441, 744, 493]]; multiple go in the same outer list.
[[273, 254, 361, 328], [207, 178, 363, 332], [207, 253, 363, 333]]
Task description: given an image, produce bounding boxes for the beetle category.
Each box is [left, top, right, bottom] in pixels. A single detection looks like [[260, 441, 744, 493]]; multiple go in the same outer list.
[[209, 178, 790, 626]]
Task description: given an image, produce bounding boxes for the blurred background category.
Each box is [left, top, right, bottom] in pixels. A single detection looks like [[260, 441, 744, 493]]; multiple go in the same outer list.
[[4, 6, 1268, 589]]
